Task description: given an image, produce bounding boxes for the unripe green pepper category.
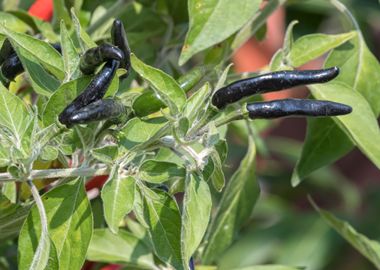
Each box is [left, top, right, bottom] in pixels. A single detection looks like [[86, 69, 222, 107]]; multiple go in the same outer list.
[[132, 66, 207, 117]]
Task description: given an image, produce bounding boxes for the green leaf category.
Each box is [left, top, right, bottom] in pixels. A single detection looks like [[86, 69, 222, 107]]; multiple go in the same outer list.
[[71, 9, 97, 52], [91, 145, 119, 164], [203, 132, 259, 264], [2, 27, 64, 80], [326, 34, 380, 114], [311, 82, 380, 166], [131, 54, 186, 115], [183, 83, 212, 123], [60, 20, 80, 82], [141, 187, 184, 269], [0, 84, 32, 149], [0, 195, 31, 241], [210, 150, 225, 192], [87, 229, 155, 268], [293, 29, 380, 184], [312, 200, 380, 269], [102, 174, 135, 234], [181, 173, 212, 264], [18, 179, 93, 270], [12, 45, 60, 96], [138, 160, 186, 184], [179, 0, 261, 65], [0, 11, 32, 33], [293, 81, 380, 186], [288, 32, 356, 67], [231, 0, 286, 51], [118, 117, 168, 151]]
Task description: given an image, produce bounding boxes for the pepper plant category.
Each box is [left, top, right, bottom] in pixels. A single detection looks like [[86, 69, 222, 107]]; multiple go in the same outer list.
[[1, 0, 380, 270]]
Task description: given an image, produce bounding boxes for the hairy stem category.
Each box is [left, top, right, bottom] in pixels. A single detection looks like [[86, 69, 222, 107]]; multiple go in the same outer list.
[[0, 166, 109, 182]]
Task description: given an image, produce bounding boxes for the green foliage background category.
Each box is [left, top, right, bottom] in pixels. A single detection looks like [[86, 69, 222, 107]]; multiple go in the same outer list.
[[0, 0, 379, 270]]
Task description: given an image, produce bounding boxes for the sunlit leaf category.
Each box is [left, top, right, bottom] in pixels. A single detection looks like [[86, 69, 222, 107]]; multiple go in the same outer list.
[[18, 179, 93, 270], [203, 132, 259, 264], [131, 54, 186, 115], [179, 0, 261, 65], [87, 229, 155, 268], [102, 174, 135, 234], [181, 173, 211, 264]]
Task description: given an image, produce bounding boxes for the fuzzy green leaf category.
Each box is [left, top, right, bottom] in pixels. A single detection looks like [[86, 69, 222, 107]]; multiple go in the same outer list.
[[87, 229, 155, 268], [18, 179, 93, 270], [102, 174, 135, 234], [203, 133, 259, 264], [181, 173, 212, 264]]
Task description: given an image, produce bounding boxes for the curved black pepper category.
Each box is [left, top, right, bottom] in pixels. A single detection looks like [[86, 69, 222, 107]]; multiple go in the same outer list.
[[79, 43, 124, 75], [212, 67, 339, 109], [59, 59, 120, 126], [65, 99, 125, 125], [246, 99, 352, 119], [111, 19, 131, 79]]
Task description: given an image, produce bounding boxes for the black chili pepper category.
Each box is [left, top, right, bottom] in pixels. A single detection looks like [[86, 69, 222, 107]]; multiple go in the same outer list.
[[246, 99, 352, 119], [64, 99, 125, 125], [79, 43, 124, 75], [59, 59, 120, 126], [1, 53, 24, 83], [212, 67, 339, 109], [0, 39, 15, 65], [111, 19, 131, 79]]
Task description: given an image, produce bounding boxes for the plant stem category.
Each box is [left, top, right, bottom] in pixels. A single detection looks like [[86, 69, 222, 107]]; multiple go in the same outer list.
[[0, 166, 109, 182], [87, 0, 134, 35]]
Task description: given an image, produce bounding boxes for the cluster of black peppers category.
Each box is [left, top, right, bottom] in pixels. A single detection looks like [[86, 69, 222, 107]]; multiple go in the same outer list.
[[0, 19, 352, 125]]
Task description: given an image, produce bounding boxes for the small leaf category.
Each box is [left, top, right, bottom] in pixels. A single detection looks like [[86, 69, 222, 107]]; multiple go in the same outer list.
[[2, 27, 64, 80], [91, 145, 119, 164], [102, 174, 135, 234], [288, 31, 356, 67], [181, 173, 212, 264], [131, 54, 186, 115], [12, 45, 60, 96], [141, 187, 184, 269], [18, 179, 93, 270], [184, 83, 212, 123], [138, 160, 186, 184], [87, 229, 155, 268], [60, 20, 80, 82], [210, 150, 225, 192], [71, 9, 97, 51], [179, 0, 261, 65], [311, 199, 380, 269], [203, 132, 259, 264], [118, 117, 168, 151], [0, 84, 32, 149]]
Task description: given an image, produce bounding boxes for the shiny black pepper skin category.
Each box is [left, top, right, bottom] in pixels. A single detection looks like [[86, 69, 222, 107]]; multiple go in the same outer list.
[[246, 99, 352, 119], [79, 43, 124, 75], [59, 59, 120, 126], [65, 99, 125, 125], [212, 67, 340, 109], [111, 19, 131, 79]]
